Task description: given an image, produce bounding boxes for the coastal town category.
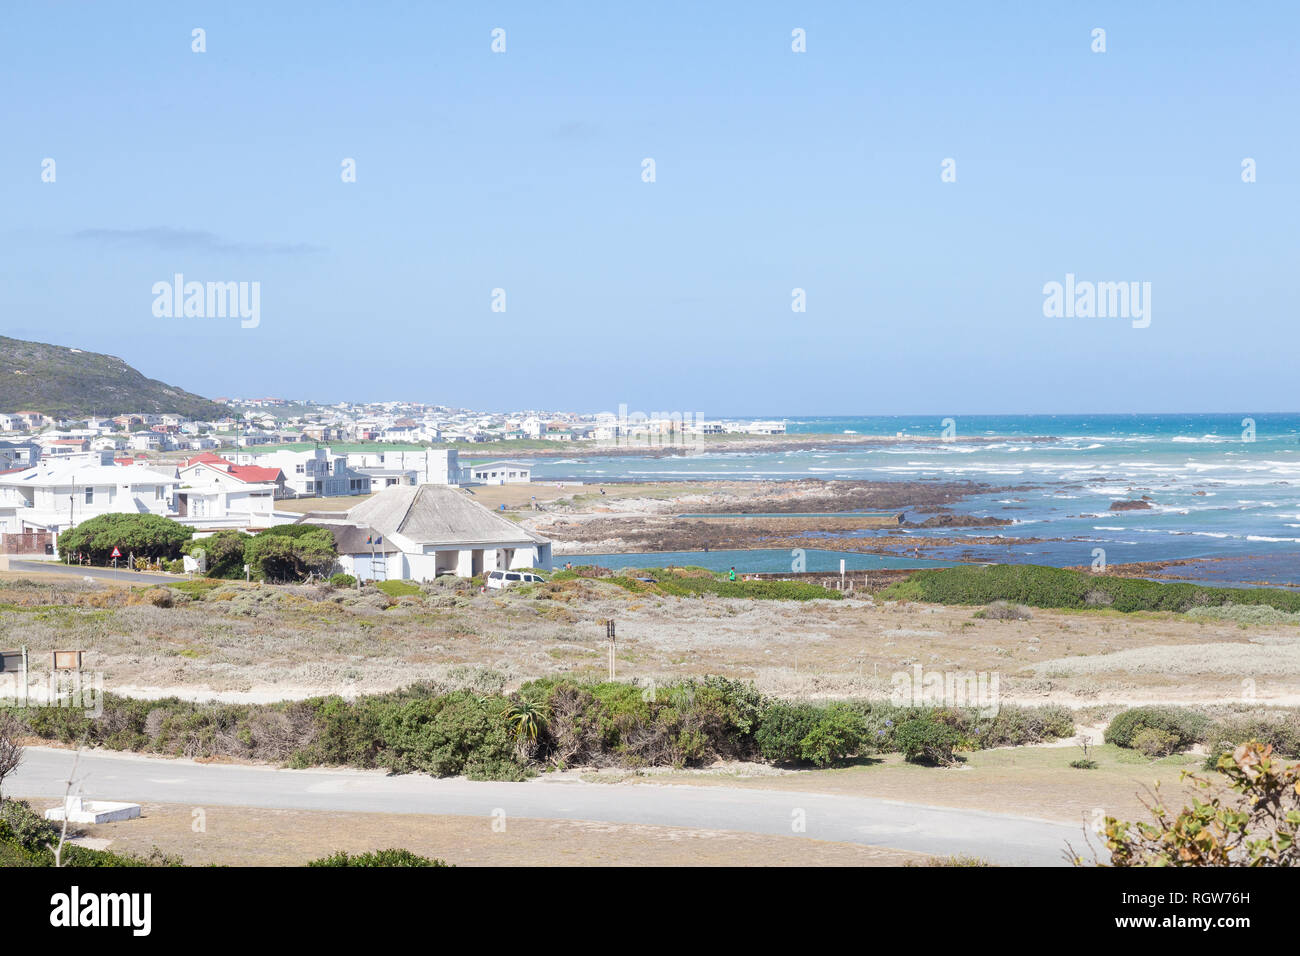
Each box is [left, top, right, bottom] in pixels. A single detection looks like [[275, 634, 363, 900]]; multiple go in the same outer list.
[[2, 5, 1296, 926], [0, 399, 793, 579]]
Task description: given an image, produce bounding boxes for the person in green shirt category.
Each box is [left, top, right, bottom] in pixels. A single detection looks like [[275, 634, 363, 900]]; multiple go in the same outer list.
[[728, 566, 736, 582]]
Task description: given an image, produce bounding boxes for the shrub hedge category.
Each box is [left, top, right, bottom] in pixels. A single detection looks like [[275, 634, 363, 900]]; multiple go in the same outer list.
[[879, 564, 1300, 614], [1, 678, 1080, 777]]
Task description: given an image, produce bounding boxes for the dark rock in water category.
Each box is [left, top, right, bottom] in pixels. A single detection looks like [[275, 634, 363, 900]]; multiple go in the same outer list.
[[1109, 499, 1153, 511], [906, 513, 1012, 528]]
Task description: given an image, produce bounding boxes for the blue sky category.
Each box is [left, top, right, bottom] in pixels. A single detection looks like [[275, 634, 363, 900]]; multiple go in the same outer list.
[[2, 2, 1297, 416]]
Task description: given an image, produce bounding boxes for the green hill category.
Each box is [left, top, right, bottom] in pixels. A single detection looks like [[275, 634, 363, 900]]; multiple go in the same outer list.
[[0, 336, 227, 419]]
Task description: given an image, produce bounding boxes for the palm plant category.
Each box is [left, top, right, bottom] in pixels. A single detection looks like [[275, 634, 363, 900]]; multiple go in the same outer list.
[[502, 699, 549, 742]]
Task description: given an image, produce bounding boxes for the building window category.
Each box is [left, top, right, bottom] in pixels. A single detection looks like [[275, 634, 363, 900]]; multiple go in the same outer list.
[[85, 488, 94, 504]]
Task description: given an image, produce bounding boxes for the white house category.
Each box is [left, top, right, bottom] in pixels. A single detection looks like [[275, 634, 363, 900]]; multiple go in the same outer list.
[[175, 455, 283, 521], [464, 461, 531, 485], [307, 483, 551, 581], [345, 449, 459, 485], [233, 448, 371, 497], [0, 461, 179, 536], [128, 433, 162, 452]]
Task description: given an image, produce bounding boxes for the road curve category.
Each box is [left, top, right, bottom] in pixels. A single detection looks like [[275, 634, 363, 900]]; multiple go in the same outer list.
[[10, 747, 1085, 865], [6, 559, 179, 584]]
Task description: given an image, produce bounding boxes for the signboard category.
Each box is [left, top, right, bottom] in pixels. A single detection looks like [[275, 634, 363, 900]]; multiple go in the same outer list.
[[110, 546, 122, 558], [0, 649, 23, 673], [53, 650, 82, 671]]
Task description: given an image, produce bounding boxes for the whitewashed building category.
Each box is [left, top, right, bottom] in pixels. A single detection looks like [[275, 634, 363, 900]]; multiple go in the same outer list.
[[464, 461, 531, 485], [175, 456, 283, 521], [306, 483, 551, 581], [345, 449, 460, 485], [0, 462, 179, 536], [231, 448, 371, 497]]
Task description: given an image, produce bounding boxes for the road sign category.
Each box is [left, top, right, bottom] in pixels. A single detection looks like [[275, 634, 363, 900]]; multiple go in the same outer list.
[[110, 546, 121, 558]]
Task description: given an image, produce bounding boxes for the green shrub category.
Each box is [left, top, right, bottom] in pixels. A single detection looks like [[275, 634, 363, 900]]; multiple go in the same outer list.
[[1131, 727, 1180, 758], [183, 530, 251, 578], [244, 526, 336, 582], [1070, 759, 1099, 770], [880, 564, 1300, 615], [605, 569, 842, 601], [754, 703, 822, 764], [329, 573, 357, 589], [0, 799, 58, 853], [975, 705, 1074, 748], [376, 691, 527, 780], [1206, 713, 1300, 759], [57, 513, 193, 564], [1185, 604, 1300, 627], [754, 702, 867, 766], [798, 704, 868, 767], [895, 715, 964, 765], [1104, 707, 1209, 751], [307, 848, 450, 867]]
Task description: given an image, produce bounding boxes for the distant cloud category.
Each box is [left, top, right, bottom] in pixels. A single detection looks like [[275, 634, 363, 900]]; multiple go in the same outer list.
[[73, 227, 323, 255]]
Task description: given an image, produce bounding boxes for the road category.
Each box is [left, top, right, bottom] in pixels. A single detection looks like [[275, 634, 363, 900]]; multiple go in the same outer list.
[[5, 559, 180, 584], [10, 747, 1085, 865]]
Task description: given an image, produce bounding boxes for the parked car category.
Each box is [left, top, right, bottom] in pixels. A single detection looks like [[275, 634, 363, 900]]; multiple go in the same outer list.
[[485, 569, 546, 589]]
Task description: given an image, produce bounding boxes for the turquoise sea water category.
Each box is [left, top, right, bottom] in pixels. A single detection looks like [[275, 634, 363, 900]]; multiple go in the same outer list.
[[528, 414, 1300, 584], [566, 549, 959, 574]]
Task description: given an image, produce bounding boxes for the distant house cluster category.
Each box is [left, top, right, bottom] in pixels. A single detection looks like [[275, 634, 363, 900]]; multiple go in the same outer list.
[[0, 396, 785, 575]]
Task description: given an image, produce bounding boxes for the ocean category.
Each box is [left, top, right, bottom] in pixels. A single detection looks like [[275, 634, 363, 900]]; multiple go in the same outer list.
[[524, 414, 1300, 585]]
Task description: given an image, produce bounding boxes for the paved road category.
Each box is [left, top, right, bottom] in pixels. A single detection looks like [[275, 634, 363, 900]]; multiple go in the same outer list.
[[6, 559, 179, 584], [11, 747, 1085, 865]]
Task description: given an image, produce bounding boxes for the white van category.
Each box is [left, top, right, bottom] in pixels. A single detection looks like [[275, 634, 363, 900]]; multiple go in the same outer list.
[[486, 569, 546, 590]]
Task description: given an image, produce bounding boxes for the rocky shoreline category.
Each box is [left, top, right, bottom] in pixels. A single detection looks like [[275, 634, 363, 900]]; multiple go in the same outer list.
[[526, 478, 1033, 556]]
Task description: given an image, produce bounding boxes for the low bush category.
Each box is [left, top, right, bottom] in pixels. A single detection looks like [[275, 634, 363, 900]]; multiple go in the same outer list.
[[752, 702, 869, 766], [974, 600, 1032, 621], [1131, 727, 1181, 758], [329, 573, 357, 589], [377, 691, 526, 780], [880, 564, 1300, 614], [1104, 706, 1209, 752], [1185, 604, 1300, 627], [0, 799, 58, 853], [1206, 712, 1300, 759], [307, 848, 450, 867], [604, 568, 842, 601], [0, 681, 1082, 778], [895, 715, 964, 765], [183, 530, 252, 579]]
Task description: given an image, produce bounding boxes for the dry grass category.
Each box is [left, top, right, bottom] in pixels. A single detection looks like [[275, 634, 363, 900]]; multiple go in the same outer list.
[[1, 573, 1297, 708]]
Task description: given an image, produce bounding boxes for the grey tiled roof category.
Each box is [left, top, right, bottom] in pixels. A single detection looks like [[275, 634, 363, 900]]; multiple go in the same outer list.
[[347, 483, 547, 547]]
